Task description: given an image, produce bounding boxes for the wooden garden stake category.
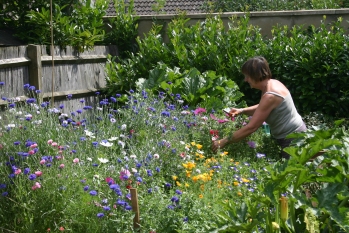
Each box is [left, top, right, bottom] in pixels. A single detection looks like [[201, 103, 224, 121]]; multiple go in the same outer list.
[[130, 188, 140, 230]]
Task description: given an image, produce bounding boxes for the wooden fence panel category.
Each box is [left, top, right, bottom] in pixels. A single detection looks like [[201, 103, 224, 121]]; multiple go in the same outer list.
[[0, 45, 118, 113]]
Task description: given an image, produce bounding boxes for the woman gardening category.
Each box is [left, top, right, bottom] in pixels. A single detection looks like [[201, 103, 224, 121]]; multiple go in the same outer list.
[[212, 56, 307, 159]]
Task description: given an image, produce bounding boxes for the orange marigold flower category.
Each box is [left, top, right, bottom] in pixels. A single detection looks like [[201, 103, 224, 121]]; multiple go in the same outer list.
[[199, 194, 203, 198], [233, 181, 239, 186], [172, 175, 178, 180]]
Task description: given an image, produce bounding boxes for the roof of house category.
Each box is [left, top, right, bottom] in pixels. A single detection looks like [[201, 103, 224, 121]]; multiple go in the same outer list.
[[106, 0, 208, 16]]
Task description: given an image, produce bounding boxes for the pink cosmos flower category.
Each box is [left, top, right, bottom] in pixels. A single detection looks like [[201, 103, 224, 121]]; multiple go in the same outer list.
[[40, 159, 46, 165], [32, 182, 41, 190], [179, 152, 186, 158], [47, 139, 53, 144], [51, 142, 58, 147], [30, 143, 38, 148], [58, 150, 63, 154], [35, 171, 43, 177], [73, 158, 79, 163], [194, 107, 206, 115], [59, 164, 65, 169], [28, 150, 35, 155], [15, 169, 21, 175], [105, 177, 115, 184], [119, 169, 131, 181]]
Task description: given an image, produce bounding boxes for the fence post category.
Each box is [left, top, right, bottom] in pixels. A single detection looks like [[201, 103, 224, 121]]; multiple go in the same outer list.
[[27, 44, 42, 101], [130, 188, 140, 230]]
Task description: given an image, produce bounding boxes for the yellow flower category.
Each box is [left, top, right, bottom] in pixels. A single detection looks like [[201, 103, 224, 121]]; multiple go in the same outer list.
[[237, 192, 243, 196], [217, 180, 222, 185], [272, 222, 280, 230], [185, 170, 191, 177], [241, 178, 250, 183], [172, 175, 178, 181], [185, 183, 190, 187], [235, 162, 240, 165], [182, 162, 196, 170], [176, 181, 182, 187], [233, 181, 239, 186], [196, 144, 203, 149], [191, 142, 196, 146], [199, 194, 203, 198], [230, 159, 234, 162], [192, 176, 199, 182], [200, 184, 205, 191]]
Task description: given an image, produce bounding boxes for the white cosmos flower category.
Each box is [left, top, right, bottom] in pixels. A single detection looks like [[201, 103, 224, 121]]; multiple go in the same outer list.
[[154, 154, 160, 159], [121, 151, 127, 156], [97, 107, 103, 111], [131, 168, 138, 173], [98, 158, 109, 163], [121, 124, 127, 130], [130, 154, 137, 159], [180, 141, 185, 145], [7, 124, 16, 128], [84, 130, 96, 138], [110, 118, 116, 123], [108, 136, 118, 141], [100, 141, 113, 147], [87, 157, 92, 161], [118, 140, 125, 149]]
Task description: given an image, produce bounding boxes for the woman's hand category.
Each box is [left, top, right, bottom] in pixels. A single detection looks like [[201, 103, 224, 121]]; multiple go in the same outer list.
[[212, 138, 228, 153], [229, 108, 244, 117]]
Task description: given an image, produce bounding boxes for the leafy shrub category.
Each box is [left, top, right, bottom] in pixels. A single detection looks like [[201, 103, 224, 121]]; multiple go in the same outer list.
[[103, 0, 139, 58], [265, 16, 349, 117], [202, 0, 341, 12]]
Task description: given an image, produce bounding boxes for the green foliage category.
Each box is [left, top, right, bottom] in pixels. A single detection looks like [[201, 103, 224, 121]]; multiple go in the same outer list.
[[103, 0, 139, 58], [266, 16, 349, 117], [138, 62, 244, 110], [202, 0, 341, 12]]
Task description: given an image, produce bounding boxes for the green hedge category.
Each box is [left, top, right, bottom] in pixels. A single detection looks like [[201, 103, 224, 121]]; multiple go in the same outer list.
[[105, 14, 349, 118]]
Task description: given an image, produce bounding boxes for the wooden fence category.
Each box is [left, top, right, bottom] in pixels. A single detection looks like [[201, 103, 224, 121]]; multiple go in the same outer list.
[[0, 45, 118, 113]]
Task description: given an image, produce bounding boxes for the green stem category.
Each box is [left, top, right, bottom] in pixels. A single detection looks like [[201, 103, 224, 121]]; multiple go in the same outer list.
[[281, 220, 293, 233]]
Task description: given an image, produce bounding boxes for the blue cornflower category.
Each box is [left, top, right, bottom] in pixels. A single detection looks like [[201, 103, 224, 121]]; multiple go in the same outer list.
[[97, 213, 104, 218], [92, 163, 99, 167], [167, 205, 175, 210], [2, 192, 8, 196], [171, 196, 179, 203], [26, 98, 36, 104], [129, 89, 134, 93], [116, 199, 126, 206], [136, 177, 143, 183], [124, 205, 132, 210], [28, 86, 36, 91], [103, 206, 111, 211], [23, 84, 30, 89], [80, 137, 86, 141], [95, 91, 100, 95], [79, 99, 85, 103], [115, 94, 121, 98], [92, 141, 98, 147], [110, 97, 117, 103], [28, 174, 37, 180], [35, 90, 41, 94], [0, 184, 6, 189], [1, 97, 7, 100], [83, 106, 93, 110], [147, 170, 153, 177], [256, 153, 266, 158], [9, 103, 15, 108], [175, 190, 182, 195], [165, 183, 171, 188], [24, 168, 30, 175], [59, 104, 64, 109], [76, 109, 82, 114], [67, 94, 72, 99], [89, 190, 97, 196], [161, 111, 170, 117], [13, 141, 20, 145], [83, 186, 89, 191], [109, 184, 120, 190], [156, 167, 160, 172], [148, 188, 152, 194], [0, 81, 4, 86]]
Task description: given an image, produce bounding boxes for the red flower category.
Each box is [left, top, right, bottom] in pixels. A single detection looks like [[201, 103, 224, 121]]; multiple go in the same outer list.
[[126, 185, 132, 189], [209, 130, 219, 137]]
